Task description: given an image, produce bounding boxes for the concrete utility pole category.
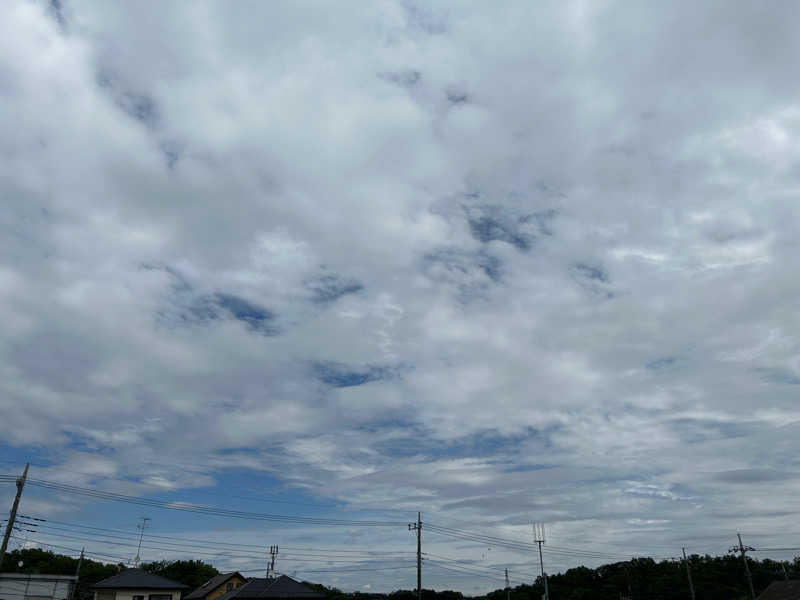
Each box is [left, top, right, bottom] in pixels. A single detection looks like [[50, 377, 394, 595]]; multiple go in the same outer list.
[[68, 548, 84, 600], [730, 533, 756, 600], [267, 545, 279, 578], [0, 463, 29, 567], [133, 517, 151, 567], [533, 523, 549, 600], [409, 513, 422, 600], [782, 563, 789, 581], [682, 548, 696, 600]]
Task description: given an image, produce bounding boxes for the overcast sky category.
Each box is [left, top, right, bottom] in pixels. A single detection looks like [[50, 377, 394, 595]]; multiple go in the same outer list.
[[3, 0, 800, 594]]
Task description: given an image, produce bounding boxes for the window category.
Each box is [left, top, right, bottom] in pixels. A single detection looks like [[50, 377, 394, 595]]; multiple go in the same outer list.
[[149, 595, 172, 600], [235, 584, 242, 589], [133, 596, 145, 600], [226, 584, 234, 592]]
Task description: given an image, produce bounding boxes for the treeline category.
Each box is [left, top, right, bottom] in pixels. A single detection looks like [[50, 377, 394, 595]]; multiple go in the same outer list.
[[3, 548, 799, 600], [0, 548, 218, 599], [307, 555, 800, 600], [483, 555, 800, 600]]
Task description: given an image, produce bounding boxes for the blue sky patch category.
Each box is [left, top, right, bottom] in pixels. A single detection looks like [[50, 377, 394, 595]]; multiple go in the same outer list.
[[463, 204, 556, 251], [646, 356, 678, 370], [214, 293, 276, 334], [755, 367, 800, 385], [307, 274, 364, 304], [571, 262, 614, 298], [117, 93, 159, 128], [382, 70, 421, 88], [173, 291, 278, 335], [574, 263, 609, 283], [313, 362, 396, 387]]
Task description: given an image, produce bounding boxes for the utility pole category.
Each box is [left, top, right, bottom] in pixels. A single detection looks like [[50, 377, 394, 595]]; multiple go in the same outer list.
[[0, 463, 29, 568], [68, 548, 84, 600], [505, 568, 511, 600], [782, 562, 789, 581], [682, 548, 696, 600], [133, 517, 150, 567], [729, 533, 756, 600], [409, 512, 422, 600], [533, 523, 549, 600], [267, 546, 278, 578]]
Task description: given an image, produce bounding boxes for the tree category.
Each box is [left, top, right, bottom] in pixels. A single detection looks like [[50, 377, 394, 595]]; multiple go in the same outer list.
[[141, 559, 220, 590]]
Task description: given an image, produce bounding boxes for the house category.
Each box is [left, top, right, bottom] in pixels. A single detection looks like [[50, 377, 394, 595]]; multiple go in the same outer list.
[[758, 581, 800, 600], [214, 576, 322, 600], [0, 573, 77, 600], [185, 573, 247, 600], [92, 569, 188, 600]]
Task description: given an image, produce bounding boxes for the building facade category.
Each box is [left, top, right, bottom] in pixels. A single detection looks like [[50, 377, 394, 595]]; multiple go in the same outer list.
[[0, 573, 77, 600], [185, 573, 247, 600], [92, 570, 188, 600]]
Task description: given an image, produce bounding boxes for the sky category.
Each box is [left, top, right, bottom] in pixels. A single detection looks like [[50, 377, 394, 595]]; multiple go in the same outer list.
[[2, 0, 800, 594]]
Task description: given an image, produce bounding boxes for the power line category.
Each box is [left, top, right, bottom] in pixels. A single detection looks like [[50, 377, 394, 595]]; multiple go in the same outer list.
[[36, 518, 409, 554], [13, 529, 417, 573], [424, 560, 514, 584], [423, 552, 539, 580], [29, 521, 413, 560], [0, 476, 405, 527], [7, 535, 131, 562], [426, 523, 637, 560], [18, 529, 411, 564]]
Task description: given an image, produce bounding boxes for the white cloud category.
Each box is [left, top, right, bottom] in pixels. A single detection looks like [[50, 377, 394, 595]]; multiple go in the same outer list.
[[2, 0, 800, 593]]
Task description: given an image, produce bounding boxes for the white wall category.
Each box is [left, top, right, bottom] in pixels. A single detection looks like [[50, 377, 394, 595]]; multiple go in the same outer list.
[[0, 574, 76, 600], [94, 589, 180, 600]]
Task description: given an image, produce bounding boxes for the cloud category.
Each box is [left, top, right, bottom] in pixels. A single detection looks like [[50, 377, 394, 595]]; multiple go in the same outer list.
[[2, 0, 800, 593]]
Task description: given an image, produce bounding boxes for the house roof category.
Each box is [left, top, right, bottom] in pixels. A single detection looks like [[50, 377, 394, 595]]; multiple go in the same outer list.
[[758, 581, 800, 600], [216, 576, 323, 600], [92, 569, 189, 590], [185, 573, 244, 600]]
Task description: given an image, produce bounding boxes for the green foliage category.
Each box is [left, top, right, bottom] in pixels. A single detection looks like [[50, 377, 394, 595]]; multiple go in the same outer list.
[[4, 547, 799, 600], [0, 547, 123, 600], [475, 553, 800, 600], [141, 559, 220, 590]]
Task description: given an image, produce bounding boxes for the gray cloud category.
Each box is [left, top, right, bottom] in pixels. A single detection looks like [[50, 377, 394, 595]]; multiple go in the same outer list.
[[3, 0, 800, 593]]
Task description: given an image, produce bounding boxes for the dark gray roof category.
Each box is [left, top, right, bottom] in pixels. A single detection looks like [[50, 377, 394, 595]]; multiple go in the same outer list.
[[93, 569, 189, 590], [218, 576, 323, 600], [186, 573, 244, 600], [758, 581, 800, 600]]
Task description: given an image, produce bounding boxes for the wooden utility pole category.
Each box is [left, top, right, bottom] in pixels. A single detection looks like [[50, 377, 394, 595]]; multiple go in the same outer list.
[[505, 568, 511, 600], [682, 548, 696, 600], [409, 513, 422, 600], [0, 463, 29, 567]]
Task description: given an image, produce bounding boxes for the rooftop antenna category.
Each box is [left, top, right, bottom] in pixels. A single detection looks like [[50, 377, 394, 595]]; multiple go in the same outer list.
[[133, 517, 151, 567]]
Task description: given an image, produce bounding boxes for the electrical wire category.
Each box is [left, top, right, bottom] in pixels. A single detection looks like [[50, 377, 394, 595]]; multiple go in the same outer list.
[[0, 476, 405, 527], [37, 518, 411, 556]]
